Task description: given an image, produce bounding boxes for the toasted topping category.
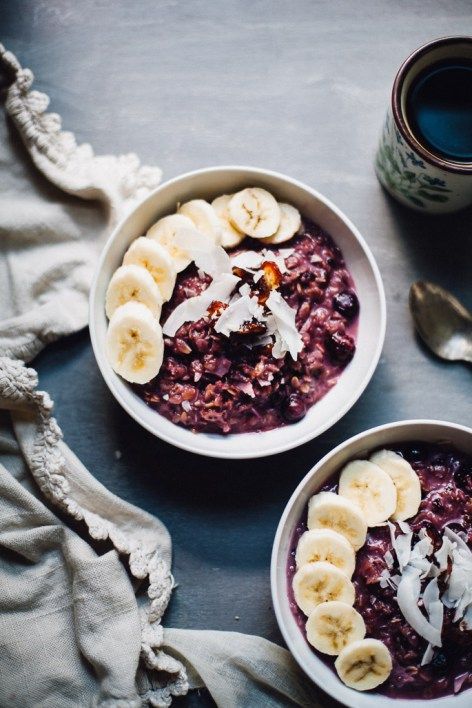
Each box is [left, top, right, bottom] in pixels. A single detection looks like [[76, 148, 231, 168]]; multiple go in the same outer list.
[[162, 273, 240, 336]]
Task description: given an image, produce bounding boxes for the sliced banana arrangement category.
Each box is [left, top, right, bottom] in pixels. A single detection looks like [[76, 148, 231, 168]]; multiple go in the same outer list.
[[306, 601, 366, 656], [104, 186, 302, 383], [292, 561, 355, 616], [335, 638, 393, 691], [292, 447, 422, 691]]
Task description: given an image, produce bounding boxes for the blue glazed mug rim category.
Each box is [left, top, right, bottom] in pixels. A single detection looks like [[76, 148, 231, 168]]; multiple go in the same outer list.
[[392, 36, 472, 176]]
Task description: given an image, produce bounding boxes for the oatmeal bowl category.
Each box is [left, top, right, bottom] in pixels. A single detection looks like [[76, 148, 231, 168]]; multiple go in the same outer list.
[[89, 166, 385, 458], [271, 419, 472, 707]]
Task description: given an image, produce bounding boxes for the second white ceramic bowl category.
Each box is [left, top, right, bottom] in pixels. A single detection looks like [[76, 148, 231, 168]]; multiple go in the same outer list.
[[89, 166, 386, 458], [271, 419, 472, 708]]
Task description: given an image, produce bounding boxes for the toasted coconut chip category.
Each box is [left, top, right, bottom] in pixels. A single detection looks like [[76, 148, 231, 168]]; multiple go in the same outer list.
[[230, 248, 293, 276], [174, 228, 232, 278], [435, 536, 455, 572], [231, 250, 264, 270], [421, 643, 434, 666], [163, 273, 240, 336], [409, 537, 434, 579], [384, 550, 394, 569], [214, 294, 265, 337], [388, 521, 412, 571], [266, 290, 303, 361], [396, 566, 442, 647], [444, 527, 472, 555], [398, 521, 411, 534]]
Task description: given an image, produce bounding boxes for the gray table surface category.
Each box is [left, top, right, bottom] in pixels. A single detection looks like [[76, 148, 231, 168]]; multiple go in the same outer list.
[[2, 1, 472, 706]]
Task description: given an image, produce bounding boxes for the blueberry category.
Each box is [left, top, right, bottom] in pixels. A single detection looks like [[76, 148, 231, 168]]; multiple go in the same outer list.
[[282, 394, 307, 422], [299, 271, 314, 286], [333, 291, 359, 320], [325, 331, 356, 364], [451, 458, 472, 494], [432, 652, 448, 673]]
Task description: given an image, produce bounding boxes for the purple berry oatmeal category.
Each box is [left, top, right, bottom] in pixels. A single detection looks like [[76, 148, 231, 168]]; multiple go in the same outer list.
[[136, 218, 358, 434], [287, 443, 472, 699]]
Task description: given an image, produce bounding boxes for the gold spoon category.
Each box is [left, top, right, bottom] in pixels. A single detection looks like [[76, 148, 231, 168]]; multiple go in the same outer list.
[[409, 281, 472, 364]]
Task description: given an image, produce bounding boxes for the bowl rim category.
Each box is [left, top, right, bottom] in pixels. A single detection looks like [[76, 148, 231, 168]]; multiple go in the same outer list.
[[89, 165, 387, 458], [270, 418, 472, 707]]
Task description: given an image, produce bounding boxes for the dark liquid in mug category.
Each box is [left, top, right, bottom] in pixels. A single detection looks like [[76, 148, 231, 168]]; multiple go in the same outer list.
[[406, 58, 472, 162]]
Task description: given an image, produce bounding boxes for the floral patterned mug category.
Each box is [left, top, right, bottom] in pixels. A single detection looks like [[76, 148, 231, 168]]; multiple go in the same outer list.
[[375, 37, 472, 213]]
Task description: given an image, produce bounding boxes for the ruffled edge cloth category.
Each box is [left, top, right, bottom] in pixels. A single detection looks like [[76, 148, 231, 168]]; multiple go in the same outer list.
[[0, 42, 163, 363], [0, 45, 187, 706], [0, 44, 162, 225], [0, 356, 188, 707], [0, 46, 323, 708]]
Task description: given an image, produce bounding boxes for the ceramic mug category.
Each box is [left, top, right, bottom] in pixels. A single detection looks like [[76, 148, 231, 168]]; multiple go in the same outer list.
[[375, 36, 472, 213]]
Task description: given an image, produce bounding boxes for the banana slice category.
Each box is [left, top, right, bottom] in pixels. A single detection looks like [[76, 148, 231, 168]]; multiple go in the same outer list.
[[106, 301, 164, 384], [146, 214, 196, 272], [295, 529, 356, 578], [228, 187, 281, 238], [308, 492, 367, 551], [123, 237, 176, 302], [261, 203, 301, 245], [306, 601, 366, 656], [370, 449, 422, 522], [211, 194, 246, 249], [105, 264, 163, 320], [335, 638, 392, 691], [178, 199, 222, 244], [292, 561, 355, 616], [338, 460, 397, 527]]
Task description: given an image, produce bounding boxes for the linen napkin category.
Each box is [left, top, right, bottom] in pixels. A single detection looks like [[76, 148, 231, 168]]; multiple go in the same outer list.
[[0, 45, 324, 707]]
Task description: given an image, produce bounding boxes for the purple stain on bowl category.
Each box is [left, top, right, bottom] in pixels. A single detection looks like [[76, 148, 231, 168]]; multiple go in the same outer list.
[[287, 442, 472, 699], [136, 219, 359, 434]]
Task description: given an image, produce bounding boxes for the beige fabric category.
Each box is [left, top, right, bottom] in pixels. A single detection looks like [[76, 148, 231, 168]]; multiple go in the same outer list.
[[0, 46, 323, 707]]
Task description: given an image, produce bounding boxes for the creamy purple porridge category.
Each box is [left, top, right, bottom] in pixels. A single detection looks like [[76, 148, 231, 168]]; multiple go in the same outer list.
[[288, 443, 472, 699], [136, 220, 358, 434]]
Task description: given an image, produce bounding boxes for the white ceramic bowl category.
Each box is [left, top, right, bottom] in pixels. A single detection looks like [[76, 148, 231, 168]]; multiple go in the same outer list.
[[271, 419, 472, 708], [89, 166, 386, 458]]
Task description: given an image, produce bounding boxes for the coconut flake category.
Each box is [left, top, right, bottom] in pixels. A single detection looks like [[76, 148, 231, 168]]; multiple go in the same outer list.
[[396, 566, 442, 647], [384, 550, 394, 569], [231, 248, 293, 276], [174, 227, 232, 278], [444, 552, 472, 605], [388, 521, 413, 571], [235, 381, 255, 398], [454, 588, 472, 623], [278, 247, 295, 259], [238, 282, 251, 297], [266, 290, 303, 360], [435, 536, 455, 572], [444, 527, 472, 556], [421, 644, 434, 666], [409, 536, 434, 579], [163, 273, 240, 336], [231, 251, 263, 271], [423, 577, 439, 609], [261, 249, 289, 275], [214, 295, 264, 337], [181, 400, 191, 412], [379, 568, 391, 589], [398, 521, 411, 534]]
